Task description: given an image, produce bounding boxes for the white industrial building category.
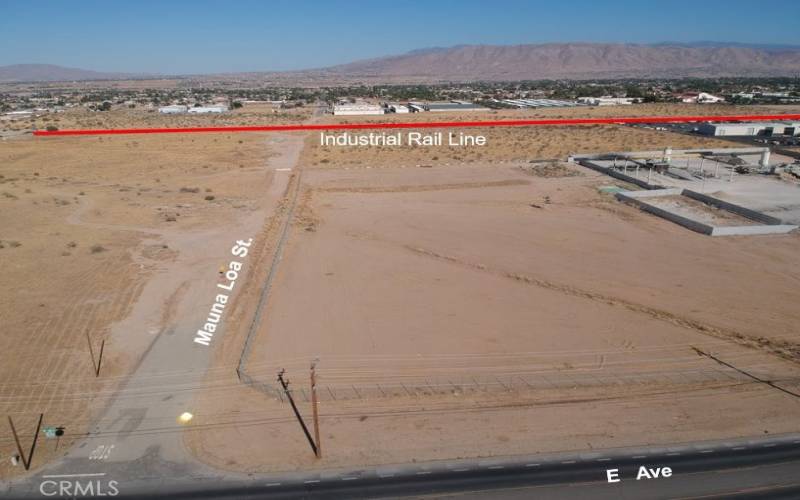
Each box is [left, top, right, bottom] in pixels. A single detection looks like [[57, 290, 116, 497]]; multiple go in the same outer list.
[[577, 97, 636, 106], [389, 104, 410, 113], [411, 102, 490, 112], [158, 105, 188, 114], [497, 98, 584, 109], [332, 104, 385, 116], [698, 121, 799, 137], [678, 92, 724, 104], [188, 105, 227, 114]]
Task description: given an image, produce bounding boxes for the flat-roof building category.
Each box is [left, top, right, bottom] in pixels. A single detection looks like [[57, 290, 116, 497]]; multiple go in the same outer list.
[[332, 104, 385, 116], [577, 97, 636, 106], [158, 105, 188, 114], [698, 122, 799, 137], [188, 105, 227, 114], [411, 102, 490, 112]]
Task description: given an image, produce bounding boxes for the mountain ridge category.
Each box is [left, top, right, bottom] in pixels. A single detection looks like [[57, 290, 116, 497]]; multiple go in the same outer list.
[[3, 42, 800, 83]]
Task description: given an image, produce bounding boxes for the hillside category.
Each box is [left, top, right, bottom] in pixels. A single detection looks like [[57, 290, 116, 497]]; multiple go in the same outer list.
[[327, 43, 800, 81]]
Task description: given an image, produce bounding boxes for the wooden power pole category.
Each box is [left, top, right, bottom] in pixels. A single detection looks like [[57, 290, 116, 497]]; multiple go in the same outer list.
[[7, 413, 43, 470], [310, 361, 321, 458], [86, 332, 105, 377], [277, 369, 318, 457]]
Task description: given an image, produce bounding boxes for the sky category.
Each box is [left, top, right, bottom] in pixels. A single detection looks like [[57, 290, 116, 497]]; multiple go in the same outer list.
[[2, 0, 799, 74]]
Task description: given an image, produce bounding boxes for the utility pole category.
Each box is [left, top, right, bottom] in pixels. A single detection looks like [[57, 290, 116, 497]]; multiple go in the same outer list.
[[86, 333, 105, 377], [310, 361, 321, 458], [277, 369, 318, 457], [7, 414, 43, 470]]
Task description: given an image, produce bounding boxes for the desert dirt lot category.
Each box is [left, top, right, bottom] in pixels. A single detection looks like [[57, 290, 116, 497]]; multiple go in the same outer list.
[[184, 106, 800, 473], [0, 126, 286, 479], [2, 103, 799, 478]]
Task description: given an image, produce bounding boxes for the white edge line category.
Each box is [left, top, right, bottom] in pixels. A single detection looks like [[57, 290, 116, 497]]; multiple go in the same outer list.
[[304, 479, 320, 484], [265, 483, 281, 487], [341, 477, 358, 481], [596, 458, 611, 462], [525, 463, 541, 467], [41, 473, 106, 479]]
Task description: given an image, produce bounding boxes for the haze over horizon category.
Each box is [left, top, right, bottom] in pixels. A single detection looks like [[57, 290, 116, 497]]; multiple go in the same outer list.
[[2, 0, 800, 74]]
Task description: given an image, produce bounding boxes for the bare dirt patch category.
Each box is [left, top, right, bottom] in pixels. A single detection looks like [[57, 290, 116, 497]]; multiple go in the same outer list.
[[185, 149, 800, 474]]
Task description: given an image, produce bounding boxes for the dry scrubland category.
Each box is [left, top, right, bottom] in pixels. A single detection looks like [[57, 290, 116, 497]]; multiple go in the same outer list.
[[2, 102, 799, 478], [0, 129, 276, 479], [186, 105, 800, 473], [303, 104, 762, 168], [1, 103, 311, 133]]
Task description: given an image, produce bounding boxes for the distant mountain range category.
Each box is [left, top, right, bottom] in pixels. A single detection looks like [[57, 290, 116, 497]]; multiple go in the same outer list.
[[326, 43, 800, 81], [0, 64, 143, 83], [3, 42, 800, 84]]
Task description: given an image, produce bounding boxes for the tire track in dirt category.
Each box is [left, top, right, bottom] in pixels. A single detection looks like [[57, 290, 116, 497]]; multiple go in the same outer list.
[[404, 245, 800, 364], [317, 179, 529, 194]]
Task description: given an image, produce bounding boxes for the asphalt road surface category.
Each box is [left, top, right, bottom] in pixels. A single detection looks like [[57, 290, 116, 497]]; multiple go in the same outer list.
[[5, 433, 799, 499]]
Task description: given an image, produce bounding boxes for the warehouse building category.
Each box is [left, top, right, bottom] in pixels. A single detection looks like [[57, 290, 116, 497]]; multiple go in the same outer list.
[[410, 102, 490, 112], [158, 105, 188, 114], [332, 103, 385, 115], [389, 104, 410, 113], [698, 121, 799, 137], [188, 105, 227, 114], [498, 98, 585, 108], [577, 97, 636, 106]]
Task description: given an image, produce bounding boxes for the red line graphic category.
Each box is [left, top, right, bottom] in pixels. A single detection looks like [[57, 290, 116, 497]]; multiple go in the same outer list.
[[32, 114, 800, 137]]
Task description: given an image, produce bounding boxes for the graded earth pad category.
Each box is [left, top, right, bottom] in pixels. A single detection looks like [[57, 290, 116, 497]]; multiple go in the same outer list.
[[186, 135, 800, 472]]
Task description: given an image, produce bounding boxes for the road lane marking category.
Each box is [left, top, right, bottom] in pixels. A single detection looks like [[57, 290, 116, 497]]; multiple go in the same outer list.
[[304, 480, 320, 484], [341, 477, 358, 481], [632, 455, 646, 459], [416, 471, 431, 475], [453, 468, 470, 472], [265, 483, 281, 487], [525, 463, 541, 467], [596, 458, 611, 462], [378, 474, 395, 478], [561, 460, 576, 464], [488, 465, 504, 470], [763, 443, 776, 448], [700, 450, 713, 454], [666, 453, 681, 456], [41, 473, 106, 478], [732, 447, 746, 451]]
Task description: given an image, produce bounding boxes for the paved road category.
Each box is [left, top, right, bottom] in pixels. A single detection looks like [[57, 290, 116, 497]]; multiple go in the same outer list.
[[5, 433, 799, 498]]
